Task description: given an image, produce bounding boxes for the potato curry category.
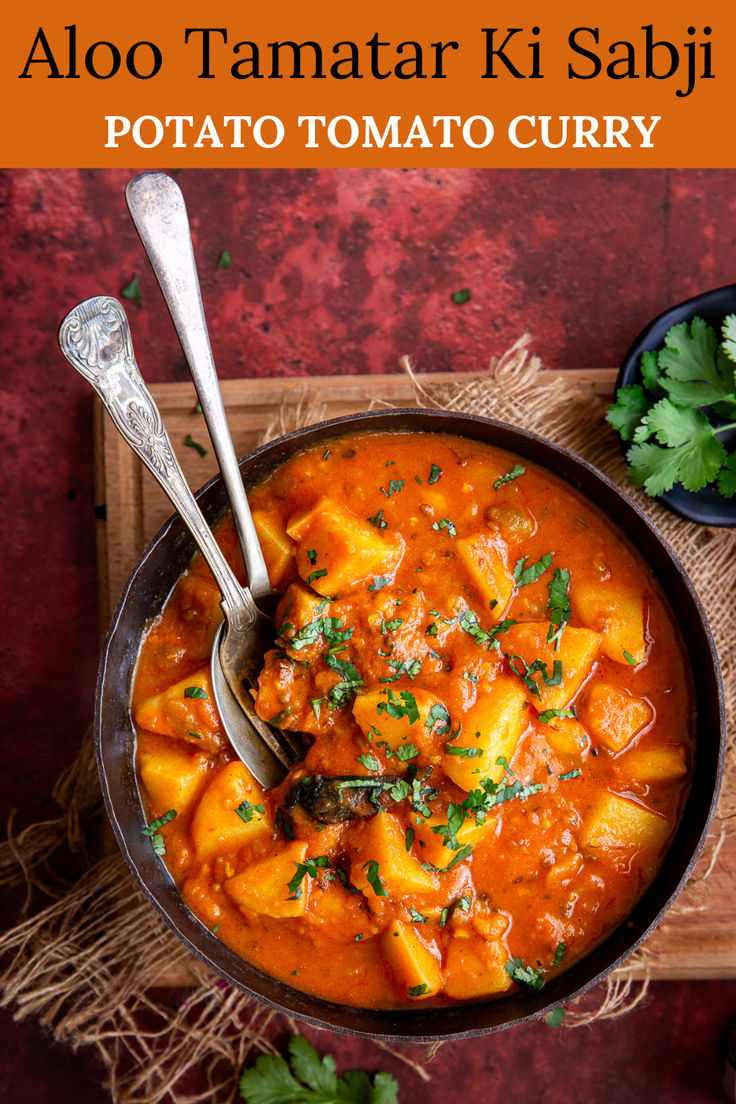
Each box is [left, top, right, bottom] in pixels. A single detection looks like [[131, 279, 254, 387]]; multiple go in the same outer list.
[[132, 431, 693, 1008]]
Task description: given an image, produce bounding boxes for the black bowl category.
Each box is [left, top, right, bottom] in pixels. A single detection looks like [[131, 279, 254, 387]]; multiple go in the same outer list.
[[617, 284, 736, 527], [97, 408, 725, 1040]]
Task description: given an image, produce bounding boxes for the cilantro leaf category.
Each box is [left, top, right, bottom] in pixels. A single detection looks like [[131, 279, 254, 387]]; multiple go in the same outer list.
[[505, 957, 545, 992], [184, 434, 207, 458], [238, 1035, 399, 1104], [547, 567, 571, 648], [217, 249, 232, 269], [362, 860, 387, 897], [493, 463, 526, 490], [545, 1008, 565, 1027], [184, 685, 208, 700], [452, 287, 471, 304], [121, 273, 142, 307], [717, 453, 736, 497], [380, 479, 404, 498], [627, 402, 727, 493], [513, 553, 552, 587], [606, 384, 651, 440], [722, 315, 736, 365], [640, 349, 665, 395], [377, 689, 419, 724], [657, 317, 734, 407], [428, 464, 442, 484]]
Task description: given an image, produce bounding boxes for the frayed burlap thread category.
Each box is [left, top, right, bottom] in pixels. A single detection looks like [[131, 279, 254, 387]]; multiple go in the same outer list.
[[2, 337, 734, 1099]]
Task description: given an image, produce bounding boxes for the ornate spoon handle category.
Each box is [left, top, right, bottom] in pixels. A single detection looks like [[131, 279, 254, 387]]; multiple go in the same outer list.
[[58, 296, 257, 632], [125, 172, 272, 603]]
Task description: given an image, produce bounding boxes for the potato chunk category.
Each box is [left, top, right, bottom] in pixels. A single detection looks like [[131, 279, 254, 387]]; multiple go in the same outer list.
[[350, 812, 438, 897], [617, 746, 688, 783], [224, 841, 308, 918], [383, 921, 442, 1000], [580, 792, 671, 854], [455, 533, 514, 619], [252, 508, 297, 589], [138, 734, 210, 816], [442, 677, 526, 791], [134, 668, 226, 752], [352, 687, 444, 755], [443, 934, 513, 1000], [286, 497, 403, 594], [191, 761, 270, 862], [543, 718, 590, 758], [502, 621, 601, 711], [579, 683, 653, 753], [572, 581, 646, 665]]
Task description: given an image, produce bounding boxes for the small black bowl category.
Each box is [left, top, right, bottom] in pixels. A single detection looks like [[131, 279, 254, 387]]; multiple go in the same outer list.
[[97, 408, 725, 1041], [617, 284, 736, 527]]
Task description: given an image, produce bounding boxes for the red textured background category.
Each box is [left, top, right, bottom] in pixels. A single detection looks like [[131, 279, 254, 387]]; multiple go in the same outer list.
[[1, 167, 735, 1102]]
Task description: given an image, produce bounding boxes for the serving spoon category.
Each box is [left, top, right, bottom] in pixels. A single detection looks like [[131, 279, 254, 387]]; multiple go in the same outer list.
[[58, 295, 300, 788]]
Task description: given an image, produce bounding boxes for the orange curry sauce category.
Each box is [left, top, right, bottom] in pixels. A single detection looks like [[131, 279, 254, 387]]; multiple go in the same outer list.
[[132, 431, 693, 1008]]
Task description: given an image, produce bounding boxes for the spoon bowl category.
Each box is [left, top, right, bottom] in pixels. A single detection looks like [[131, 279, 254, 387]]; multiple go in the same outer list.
[[617, 283, 736, 527], [58, 295, 299, 788]]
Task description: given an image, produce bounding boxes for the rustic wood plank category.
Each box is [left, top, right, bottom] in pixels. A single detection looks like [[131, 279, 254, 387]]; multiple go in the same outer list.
[[94, 367, 736, 984]]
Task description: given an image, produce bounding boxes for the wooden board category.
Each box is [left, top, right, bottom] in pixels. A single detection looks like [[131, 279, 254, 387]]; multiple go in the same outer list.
[[94, 368, 736, 983]]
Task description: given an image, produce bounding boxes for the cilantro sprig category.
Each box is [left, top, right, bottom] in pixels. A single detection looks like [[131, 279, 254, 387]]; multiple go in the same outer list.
[[607, 315, 736, 497], [239, 1035, 399, 1104]]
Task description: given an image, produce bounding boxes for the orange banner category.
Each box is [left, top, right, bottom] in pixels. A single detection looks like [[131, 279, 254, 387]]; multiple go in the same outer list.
[[1, 0, 732, 167]]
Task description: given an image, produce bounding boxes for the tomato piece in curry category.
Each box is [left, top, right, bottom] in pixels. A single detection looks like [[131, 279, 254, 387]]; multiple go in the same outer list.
[[132, 431, 693, 1008]]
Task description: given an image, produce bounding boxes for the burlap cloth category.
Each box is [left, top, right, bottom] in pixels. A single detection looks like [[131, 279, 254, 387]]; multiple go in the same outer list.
[[2, 338, 735, 1103]]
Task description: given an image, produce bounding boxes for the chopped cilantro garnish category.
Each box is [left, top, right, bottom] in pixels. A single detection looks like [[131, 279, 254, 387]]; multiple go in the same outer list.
[[322, 449, 331, 460], [554, 942, 567, 966], [306, 568, 327, 586], [287, 856, 330, 900], [367, 509, 387, 529], [362, 860, 387, 897], [505, 957, 545, 992], [275, 807, 294, 840], [121, 273, 142, 307], [410, 907, 427, 923], [395, 743, 419, 762], [217, 248, 231, 268], [432, 517, 457, 536], [188, 731, 202, 739], [451, 287, 471, 304], [547, 567, 571, 648], [425, 702, 452, 736], [357, 753, 380, 772], [380, 479, 405, 498], [422, 843, 473, 872], [493, 463, 526, 490], [405, 826, 415, 851], [408, 983, 429, 997], [495, 755, 513, 774], [623, 650, 637, 666], [558, 769, 581, 780], [310, 697, 323, 719], [369, 576, 391, 591], [513, 553, 553, 587], [376, 689, 419, 724], [381, 617, 403, 633], [537, 708, 576, 724], [141, 809, 176, 857], [142, 809, 177, 836], [390, 779, 412, 802], [326, 654, 363, 708], [184, 434, 207, 458], [444, 744, 482, 758], [307, 549, 317, 565], [428, 464, 442, 484], [425, 623, 439, 637], [184, 685, 208, 700], [235, 800, 264, 823]]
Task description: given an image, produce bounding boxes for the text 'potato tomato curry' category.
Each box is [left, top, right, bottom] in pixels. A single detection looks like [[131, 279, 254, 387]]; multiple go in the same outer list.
[[132, 430, 693, 1008]]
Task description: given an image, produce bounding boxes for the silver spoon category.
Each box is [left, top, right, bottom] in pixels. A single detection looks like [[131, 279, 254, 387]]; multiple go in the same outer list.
[[58, 296, 298, 788]]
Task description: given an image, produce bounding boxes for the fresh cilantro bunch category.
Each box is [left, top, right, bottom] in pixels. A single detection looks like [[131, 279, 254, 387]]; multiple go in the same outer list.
[[607, 315, 736, 497], [239, 1035, 399, 1104]]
